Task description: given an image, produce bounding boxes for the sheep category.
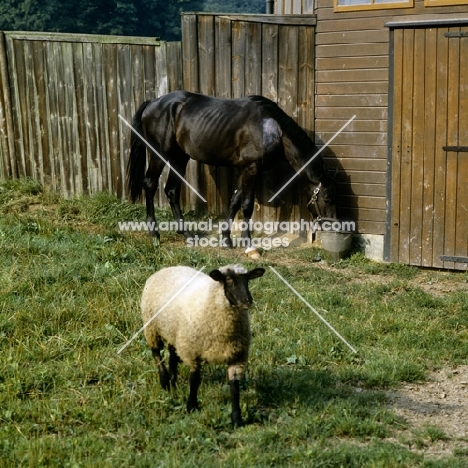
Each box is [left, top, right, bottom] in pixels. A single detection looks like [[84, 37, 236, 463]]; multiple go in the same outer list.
[[140, 264, 265, 426]]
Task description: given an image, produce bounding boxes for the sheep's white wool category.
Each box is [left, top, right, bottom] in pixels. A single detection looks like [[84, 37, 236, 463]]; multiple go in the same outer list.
[[141, 265, 252, 374]]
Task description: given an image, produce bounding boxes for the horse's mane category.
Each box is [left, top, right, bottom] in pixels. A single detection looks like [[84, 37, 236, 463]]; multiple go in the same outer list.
[[247, 95, 316, 156]]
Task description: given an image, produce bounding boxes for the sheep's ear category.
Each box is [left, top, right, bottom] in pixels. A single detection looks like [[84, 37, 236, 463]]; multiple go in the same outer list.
[[248, 268, 265, 280], [209, 270, 225, 283]]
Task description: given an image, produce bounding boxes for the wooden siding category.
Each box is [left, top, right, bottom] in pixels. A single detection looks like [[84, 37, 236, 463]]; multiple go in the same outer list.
[[181, 13, 317, 225], [389, 25, 468, 271], [0, 32, 182, 200], [311, 0, 468, 235]]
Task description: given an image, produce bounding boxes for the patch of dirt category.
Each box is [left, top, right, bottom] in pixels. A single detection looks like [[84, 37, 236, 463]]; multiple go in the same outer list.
[[386, 366, 468, 457]]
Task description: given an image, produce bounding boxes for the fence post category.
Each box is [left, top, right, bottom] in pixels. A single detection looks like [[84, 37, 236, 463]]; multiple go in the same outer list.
[[0, 32, 16, 178]]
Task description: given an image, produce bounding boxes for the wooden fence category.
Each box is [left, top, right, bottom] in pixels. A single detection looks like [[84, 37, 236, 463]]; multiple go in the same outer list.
[[0, 31, 182, 199]]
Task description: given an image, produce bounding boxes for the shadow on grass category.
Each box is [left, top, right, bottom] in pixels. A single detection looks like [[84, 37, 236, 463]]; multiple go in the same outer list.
[[246, 366, 394, 437]]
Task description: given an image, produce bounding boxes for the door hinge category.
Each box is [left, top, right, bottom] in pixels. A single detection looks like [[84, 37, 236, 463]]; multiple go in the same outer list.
[[443, 146, 468, 152], [440, 255, 468, 263], [444, 32, 468, 38]]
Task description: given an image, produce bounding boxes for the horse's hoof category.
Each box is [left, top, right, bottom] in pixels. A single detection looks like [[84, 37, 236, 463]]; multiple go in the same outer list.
[[186, 400, 200, 413], [221, 238, 234, 249], [245, 247, 262, 260]]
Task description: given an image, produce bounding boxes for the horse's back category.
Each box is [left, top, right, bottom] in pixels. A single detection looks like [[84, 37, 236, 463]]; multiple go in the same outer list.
[[140, 91, 283, 167]]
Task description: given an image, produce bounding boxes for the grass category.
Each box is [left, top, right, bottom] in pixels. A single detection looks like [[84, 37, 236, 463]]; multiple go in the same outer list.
[[1, 178, 467, 467]]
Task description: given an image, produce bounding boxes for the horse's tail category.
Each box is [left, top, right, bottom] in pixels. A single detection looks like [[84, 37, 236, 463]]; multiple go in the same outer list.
[[127, 100, 152, 203]]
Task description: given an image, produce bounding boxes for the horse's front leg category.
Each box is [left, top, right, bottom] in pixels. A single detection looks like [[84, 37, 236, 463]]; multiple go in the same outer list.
[[239, 163, 258, 246], [221, 187, 242, 248]]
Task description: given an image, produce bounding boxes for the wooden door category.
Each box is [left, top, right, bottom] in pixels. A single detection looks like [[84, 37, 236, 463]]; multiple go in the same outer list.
[[389, 25, 468, 271]]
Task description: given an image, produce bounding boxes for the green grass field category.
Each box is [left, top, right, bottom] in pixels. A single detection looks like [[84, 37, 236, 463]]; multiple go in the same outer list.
[[1, 178, 467, 467]]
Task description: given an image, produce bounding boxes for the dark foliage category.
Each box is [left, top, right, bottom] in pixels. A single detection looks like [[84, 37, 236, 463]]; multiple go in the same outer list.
[[0, 0, 266, 41]]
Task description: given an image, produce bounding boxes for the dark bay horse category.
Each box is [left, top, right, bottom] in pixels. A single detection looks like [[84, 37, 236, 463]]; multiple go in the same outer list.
[[127, 90, 336, 247]]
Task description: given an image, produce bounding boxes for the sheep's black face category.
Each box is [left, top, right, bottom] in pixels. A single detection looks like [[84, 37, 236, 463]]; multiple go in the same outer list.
[[210, 266, 265, 309]]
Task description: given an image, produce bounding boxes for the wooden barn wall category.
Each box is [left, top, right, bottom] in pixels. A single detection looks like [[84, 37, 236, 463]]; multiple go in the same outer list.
[[181, 13, 317, 225], [0, 31, 182, 200], [307, 0, 468, 235]]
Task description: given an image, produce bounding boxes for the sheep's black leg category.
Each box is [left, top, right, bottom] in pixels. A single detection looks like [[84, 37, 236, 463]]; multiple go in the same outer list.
[[151, 347, 170, 391], [229, 379, 243, 427], [187, 365, 201, 413], [168, 344, 180, 389]]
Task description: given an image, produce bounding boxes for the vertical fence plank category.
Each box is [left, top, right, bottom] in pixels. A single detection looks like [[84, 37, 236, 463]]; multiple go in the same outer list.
[[278, 24, 300, 225], [73, 42, 89, 194], [182, 14, 202, 211], [103, 44, 120, 197], [456, 27, 468, 267], [433, 28, 448, 268], [261, 23, 279, 101], [166, 42, 183, 92], [297, 25, 316, 224], [244, 21, 262, 96], [398, 28, 415, 265], [389, 28, 404, 263], [44, 41, 60, 192], [215, 16, 232, 98], [63, 41, 82, 196], [215, 16, 235, 216], [409, 28, 425, 266], [259, 23, 279, 223], [118, 43, 133, 198], [0, 32, 15, 177], [23, 39, 43, 184], [444, 27, 461, 270], [197, 15, 217, 214], [421, 27, 437, 267], [232, 21, 246, 98], [83, 42, 101, 194], [182, 14, 200, 93], [8, 37, 28, 178]]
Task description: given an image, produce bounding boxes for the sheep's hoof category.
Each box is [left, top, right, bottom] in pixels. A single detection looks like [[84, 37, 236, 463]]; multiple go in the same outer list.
[[231, 412, 244, 428], [186, 400, 199, 413], [158, 370, 170, 391]]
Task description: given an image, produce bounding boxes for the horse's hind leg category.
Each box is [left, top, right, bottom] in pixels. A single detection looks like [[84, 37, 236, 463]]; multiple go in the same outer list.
[[143, 155, 165, 237], [164, 154, 191, 239], [240, 163, 259, 244]]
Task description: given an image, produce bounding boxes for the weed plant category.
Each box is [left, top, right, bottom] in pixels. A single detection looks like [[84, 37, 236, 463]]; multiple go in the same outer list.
[[0, 179, 467, 467]]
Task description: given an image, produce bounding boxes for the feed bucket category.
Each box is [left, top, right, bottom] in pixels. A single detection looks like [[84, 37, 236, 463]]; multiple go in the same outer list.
[[316, 230, 353, 262]]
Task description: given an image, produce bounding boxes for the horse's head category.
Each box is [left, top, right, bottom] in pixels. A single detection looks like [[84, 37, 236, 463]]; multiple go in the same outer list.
[[307, 170, 337, 220]]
